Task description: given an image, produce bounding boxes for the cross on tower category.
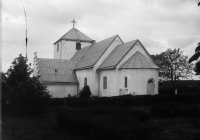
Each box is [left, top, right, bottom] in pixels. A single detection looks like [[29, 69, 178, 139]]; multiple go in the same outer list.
[[71, 19, 76, 28]]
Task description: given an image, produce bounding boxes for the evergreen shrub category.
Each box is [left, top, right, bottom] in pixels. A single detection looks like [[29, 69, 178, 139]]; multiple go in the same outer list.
[[79, 85, 92, 98]]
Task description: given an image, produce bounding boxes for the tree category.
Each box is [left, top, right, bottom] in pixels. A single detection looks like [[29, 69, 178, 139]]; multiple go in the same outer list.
[[189, 3, 200, 74], [152, 48, 194, 86], [194, 60, 200, 74], [2, 54, 51, 114]]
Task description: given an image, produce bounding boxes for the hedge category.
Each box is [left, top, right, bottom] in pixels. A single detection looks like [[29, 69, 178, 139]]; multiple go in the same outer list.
[[56, 106, 152, 140], [49, 94, 200, 108]]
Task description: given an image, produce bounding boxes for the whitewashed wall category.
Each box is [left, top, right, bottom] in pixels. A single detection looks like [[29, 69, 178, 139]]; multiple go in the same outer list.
[[75, 69, 96, 95], [44, 84, 78, 98], [98, 69, 158, 97], [118, 69, 159, 95], [93, 36, 123, 96], [99, 70, 118, 97], [54, 40, 91, 60]]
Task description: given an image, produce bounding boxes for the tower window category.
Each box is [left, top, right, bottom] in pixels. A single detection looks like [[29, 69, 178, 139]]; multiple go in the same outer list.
[[103, 76, 107, 89], [84, 78, 87, 86], [76, 42, 81, 50], [57, 44, 59, 52], [125, 77, 128, 88]]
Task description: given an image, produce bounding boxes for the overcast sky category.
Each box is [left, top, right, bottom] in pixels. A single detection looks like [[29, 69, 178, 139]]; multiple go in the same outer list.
[[2, 0, 200, 79]]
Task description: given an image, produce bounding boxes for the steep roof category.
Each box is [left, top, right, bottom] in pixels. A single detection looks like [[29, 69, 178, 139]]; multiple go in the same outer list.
[[54, 28, 93, 44], [70, 45, 92, 61], [120, 51, 159, 69], [75, 35, 119, 70], [98, 40, 137, 70], [37, 58, 78, 83]]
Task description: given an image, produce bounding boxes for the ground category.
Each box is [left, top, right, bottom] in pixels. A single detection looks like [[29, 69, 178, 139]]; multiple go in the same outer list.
[[2, 106, 200, 140]]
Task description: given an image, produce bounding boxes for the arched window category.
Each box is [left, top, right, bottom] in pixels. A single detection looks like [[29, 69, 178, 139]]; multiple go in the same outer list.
[[76, 42, 81, 50]]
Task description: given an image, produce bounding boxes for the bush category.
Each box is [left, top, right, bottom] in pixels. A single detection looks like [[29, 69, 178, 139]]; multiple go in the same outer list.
[[79, 85, 92, 98]]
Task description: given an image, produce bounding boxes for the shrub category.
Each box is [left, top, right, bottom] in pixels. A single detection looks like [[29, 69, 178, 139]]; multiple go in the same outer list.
[[79, 85, 92, 98]]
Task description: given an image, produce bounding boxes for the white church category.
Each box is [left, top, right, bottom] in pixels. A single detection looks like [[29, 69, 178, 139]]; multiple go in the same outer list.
[[33, 20, 159, 98]]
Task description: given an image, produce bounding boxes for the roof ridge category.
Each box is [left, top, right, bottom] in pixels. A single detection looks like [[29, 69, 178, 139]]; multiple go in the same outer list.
[[53, 28, 93, 44]]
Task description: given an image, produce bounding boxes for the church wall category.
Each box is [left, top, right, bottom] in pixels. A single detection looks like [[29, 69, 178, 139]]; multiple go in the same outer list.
[[116, 42, 152, 68], [93, 36, 123, 97], [44, 84, 78, 98], [99, 70, 118, 97], [54, 40, 91, 60], [75, 69, 96, 95], [118, 69, 159, 95]]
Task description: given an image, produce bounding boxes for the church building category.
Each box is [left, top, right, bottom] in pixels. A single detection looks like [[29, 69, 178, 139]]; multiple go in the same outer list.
[[33, 20, 159, 98]]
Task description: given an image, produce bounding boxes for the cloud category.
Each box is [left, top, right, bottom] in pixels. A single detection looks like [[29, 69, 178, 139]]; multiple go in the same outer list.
[[167, 37, 198, 48], [2, 0, 200, 77]]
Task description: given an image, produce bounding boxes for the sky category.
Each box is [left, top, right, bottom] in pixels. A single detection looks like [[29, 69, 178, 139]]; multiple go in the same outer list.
[[2, 0, 200, 79]]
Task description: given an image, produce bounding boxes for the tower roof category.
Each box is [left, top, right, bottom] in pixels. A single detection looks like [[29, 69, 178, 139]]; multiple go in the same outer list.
[[54, 28, 93, 44], [120, 51, 159, 69]]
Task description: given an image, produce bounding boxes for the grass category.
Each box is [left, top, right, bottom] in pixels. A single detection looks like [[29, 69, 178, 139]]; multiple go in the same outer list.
[[3, 105, 200, 140], [2, 107, 86, 140]]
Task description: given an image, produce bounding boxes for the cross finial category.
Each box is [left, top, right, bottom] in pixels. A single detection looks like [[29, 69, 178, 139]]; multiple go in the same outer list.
[[71, 19, 76, 28]]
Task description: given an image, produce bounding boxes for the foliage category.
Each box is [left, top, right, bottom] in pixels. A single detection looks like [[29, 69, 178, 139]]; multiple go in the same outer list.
[[189, 3, 200, 74], [194, 60, 200, 74], [79, 85, 92, 98], [2, 54, 51, 114], [152, 48, 194, 85]]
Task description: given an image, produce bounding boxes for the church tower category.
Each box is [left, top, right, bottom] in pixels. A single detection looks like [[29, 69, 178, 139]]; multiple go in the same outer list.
[[53, 19, 95, 60]]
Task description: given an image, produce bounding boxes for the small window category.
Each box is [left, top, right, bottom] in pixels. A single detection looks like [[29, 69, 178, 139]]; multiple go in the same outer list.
[[103, 76, 107, 89], [57, 44, 59, 52], [84, 78, 87, 86], [55, 69, 58, 74], [76, 42, 81, 50], [125, 77, 128, 88]]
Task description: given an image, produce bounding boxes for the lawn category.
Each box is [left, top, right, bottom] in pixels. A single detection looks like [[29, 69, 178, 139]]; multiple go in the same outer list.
[[3, 105, 200, 140]]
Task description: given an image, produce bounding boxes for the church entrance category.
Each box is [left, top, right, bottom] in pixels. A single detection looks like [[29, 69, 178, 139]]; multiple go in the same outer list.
[[147, 79, 155, 95]]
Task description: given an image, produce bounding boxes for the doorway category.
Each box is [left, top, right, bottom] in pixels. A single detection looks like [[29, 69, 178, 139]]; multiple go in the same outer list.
[[147, 79, 155, 95]]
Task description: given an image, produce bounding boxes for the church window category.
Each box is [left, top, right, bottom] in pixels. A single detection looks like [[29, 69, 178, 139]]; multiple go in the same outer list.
[[57, 44, 59, 52], [55, 69, 58, 74], [103, 76, 107, 89], [76, 42, 81, 50], [125, 77, 128, 88], [84, 78, 87, 86]]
